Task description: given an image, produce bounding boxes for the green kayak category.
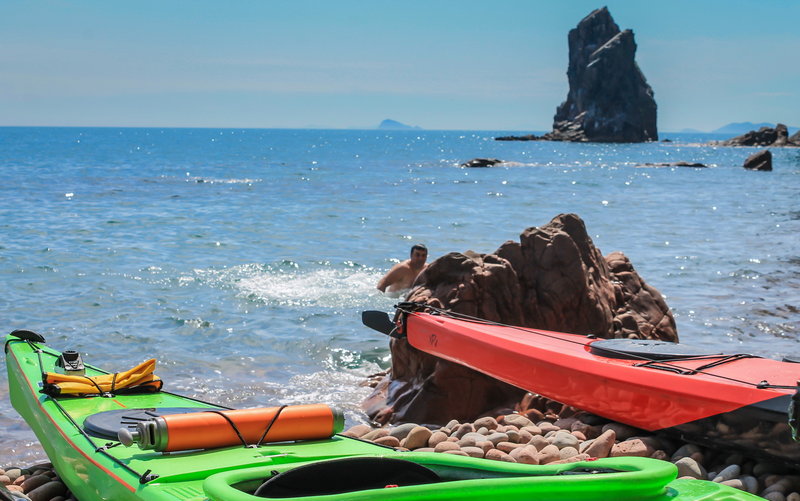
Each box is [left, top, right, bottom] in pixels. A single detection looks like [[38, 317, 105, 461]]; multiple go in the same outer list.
[[5, 330, 762, 501]]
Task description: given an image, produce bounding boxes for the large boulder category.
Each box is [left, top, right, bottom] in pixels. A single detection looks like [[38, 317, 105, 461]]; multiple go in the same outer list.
[[544, 7, 657, 143], [364, 214, 677, 425], [743, 149, 773, 171]]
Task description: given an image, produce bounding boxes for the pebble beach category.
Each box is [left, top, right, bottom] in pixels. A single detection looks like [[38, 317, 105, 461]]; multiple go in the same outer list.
[[341, 393, 800, 501]]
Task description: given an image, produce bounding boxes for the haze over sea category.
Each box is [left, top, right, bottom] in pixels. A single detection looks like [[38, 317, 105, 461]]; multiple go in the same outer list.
[[1, 127, 799, 463]]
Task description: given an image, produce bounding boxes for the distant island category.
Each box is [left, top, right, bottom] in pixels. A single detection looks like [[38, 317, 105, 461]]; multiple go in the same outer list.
[[377, 119, 421, 130]]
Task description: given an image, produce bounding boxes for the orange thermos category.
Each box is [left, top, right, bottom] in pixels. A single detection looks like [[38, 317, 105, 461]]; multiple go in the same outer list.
[[118, 404, 344, 452]]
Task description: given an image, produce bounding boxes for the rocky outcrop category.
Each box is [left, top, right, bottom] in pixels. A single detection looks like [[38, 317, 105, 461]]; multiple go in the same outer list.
[[717, 124, 800, 147], [461, 158, 503, 168], [364, 214, 677, 425], [544, 7, 657, 143], [636, 162, 707, 168], [743, 149, 772, 171]]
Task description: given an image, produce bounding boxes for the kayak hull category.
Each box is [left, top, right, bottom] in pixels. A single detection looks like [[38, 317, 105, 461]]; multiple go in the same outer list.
[[402, 311, 800, 463], [5, 333, 762, 500]]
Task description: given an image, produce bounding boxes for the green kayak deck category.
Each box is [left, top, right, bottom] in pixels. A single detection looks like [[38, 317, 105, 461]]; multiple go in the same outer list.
[[5, 332, 762, 501]]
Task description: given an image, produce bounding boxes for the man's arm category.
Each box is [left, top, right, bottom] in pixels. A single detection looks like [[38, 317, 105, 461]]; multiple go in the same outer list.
[[376, 263, 403, 292]]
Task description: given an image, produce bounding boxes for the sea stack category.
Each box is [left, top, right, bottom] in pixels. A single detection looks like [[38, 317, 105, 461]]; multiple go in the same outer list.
[[547, 7, 658, 143]]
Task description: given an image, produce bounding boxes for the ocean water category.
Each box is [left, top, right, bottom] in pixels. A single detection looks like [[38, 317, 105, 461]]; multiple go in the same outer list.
[[1, 127, 798, 464]]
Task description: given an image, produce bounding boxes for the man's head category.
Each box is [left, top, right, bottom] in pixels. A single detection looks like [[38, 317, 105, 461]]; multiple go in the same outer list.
[[410, 244, 428, 266]]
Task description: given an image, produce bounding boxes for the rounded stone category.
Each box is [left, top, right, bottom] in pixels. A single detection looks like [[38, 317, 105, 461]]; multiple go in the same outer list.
[[374, 436, 401, 447], [457, 432, 485, 448], [485, 449, 515, 462], [474, 416, 498, 430], [503, 414, 533, 429], [362, 428, 390, 441], [434, 441, 461, 453], [484, 432, 509, 446], [442, 450, 469, 456], [559, 446, 579, 460], [404, 426, 432, 450], [388, 423, 418, 440], [428, 430, 449, 448], [342, 424, 373, 438], [674, 457, 706, 480], [4, 470, 21, 482], [712, 464, 741, 483], [551, 430, 579, 449], [528, 435, 549, 451], [452, 423, 475, 439], [496, 441, 523, 454], [461, 446, 485, 458], [27, 480, 67, 501], [445, 419, 460, 430], [536, 444, 561, 465], [510, 444, 540, 465], [21, 474, 50, 493]]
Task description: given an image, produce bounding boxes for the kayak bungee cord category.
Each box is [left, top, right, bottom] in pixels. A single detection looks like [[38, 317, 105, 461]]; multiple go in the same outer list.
[[394, 301, 798, 391], [14, 337, 162, 484]]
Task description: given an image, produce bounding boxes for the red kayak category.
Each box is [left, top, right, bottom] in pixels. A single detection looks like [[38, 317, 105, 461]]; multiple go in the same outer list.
[[363, 305, 800, 464]]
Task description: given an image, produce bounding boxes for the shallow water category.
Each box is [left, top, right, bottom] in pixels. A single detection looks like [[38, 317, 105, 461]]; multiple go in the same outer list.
[[1, 127, 798, 464]]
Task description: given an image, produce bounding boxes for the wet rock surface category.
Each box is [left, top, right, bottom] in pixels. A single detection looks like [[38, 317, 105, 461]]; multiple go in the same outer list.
[[364, 213, 677, 425]]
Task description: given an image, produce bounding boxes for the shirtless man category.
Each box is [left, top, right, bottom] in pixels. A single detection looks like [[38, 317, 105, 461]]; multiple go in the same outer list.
[[376, 244, 428, 295]]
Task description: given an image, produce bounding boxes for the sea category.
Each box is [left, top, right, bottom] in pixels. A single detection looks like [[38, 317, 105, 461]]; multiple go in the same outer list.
[[1, 127, 798, 464]]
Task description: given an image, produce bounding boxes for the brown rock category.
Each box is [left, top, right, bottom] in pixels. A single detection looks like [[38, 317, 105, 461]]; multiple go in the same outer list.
[[461, 446, 486, 458], [434, 441, 461, 453], [363, 214, 676, 425], [361, 428, 390, 441], [374, 436, 400, 448], [601, 422, 640, 441], [537, 444, 562, 464], [27, 480, 67, 501], [503, 414, 534, 429], [510, 444, 540, 465], [474, 417, 499, 430], [442, 450, 470, 456], [529, 435, 549, 451], [497, 441, 524, 453], [452, 423, 475, 439], [583, 429, 616, 458], [404, 426, 433, 450], [743, 149, 773, 171], [550, 453, 591, 465], [610, 438, 654, 458], [21, 474, 50, 493], [341, 424, 372, 438], [428, 431, 449, 448], [485, 449, 516, 462], [0, 475, 10, 485]]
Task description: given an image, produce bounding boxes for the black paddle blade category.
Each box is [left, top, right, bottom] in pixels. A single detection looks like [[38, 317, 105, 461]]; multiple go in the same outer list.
[[361, 311, 396, 337], [9, 329, 46, 343]]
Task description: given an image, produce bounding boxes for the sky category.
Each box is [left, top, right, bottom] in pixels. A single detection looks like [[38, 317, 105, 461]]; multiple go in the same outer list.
[[1, 1, 798, 132]]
